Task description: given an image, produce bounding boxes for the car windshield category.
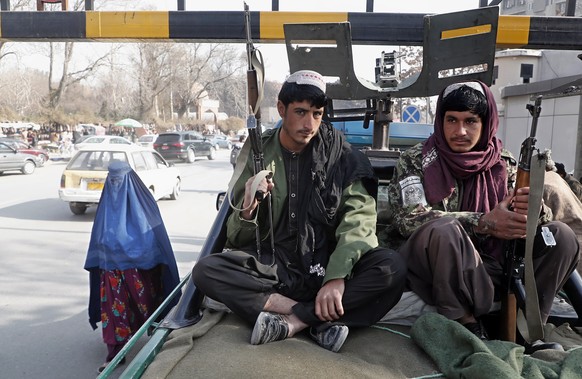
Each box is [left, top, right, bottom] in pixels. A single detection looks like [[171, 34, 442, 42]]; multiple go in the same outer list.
[[1, 139, 28, 149], [139, 135, 155, 142], [67, 150, 128, 171], [83, 137, 106, 143], [0, 142, 13, 152]]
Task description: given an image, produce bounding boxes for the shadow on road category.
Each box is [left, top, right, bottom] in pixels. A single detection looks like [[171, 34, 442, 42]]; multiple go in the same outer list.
[[0, 197, 96, 221], [2, 309, 147, 379]]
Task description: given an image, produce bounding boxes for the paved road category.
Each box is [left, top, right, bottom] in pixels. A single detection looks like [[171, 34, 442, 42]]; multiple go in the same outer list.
[[0, 149, 234, 379]]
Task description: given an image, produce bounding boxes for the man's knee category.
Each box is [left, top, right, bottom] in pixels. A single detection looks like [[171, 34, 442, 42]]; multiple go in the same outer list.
[[429, 216, 464, 234], [410, 217, 469, 250], [545, 221, 579, 260], [192, 255, 215, 289], [362, 247, 407, 287]]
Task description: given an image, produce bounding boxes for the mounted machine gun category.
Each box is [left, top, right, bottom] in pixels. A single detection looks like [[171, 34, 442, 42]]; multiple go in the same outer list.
[[283, 6, 499, 181]]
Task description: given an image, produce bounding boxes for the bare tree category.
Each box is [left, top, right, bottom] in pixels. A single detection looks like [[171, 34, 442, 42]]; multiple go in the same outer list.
[[210, 72, 247, 119], [94, 45, 135, 122], [45, 42, 112, 110], [0, 68, 45, 119], [35, 0, 113, 113], [0, 0, 32, 67], [131, 43, 174, 121], [171, 44, 245, 119]]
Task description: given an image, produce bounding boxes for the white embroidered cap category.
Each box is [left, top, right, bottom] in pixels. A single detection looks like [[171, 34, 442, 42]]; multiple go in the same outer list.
[[286, 70, 326, 93], [443, 81, 485, 99]]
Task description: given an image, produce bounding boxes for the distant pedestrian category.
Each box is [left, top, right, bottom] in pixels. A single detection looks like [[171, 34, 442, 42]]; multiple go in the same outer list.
[[230, 134, 247, 169], [29, 131, 38, 147]]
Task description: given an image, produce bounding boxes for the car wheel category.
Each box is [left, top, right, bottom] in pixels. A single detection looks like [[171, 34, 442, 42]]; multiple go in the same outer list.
[[207, 147, 216, 160], [21, 161, 35, 175], [170, 178, 181, 200], [69, 203, 87, 215], [186, 148, 195, 163]]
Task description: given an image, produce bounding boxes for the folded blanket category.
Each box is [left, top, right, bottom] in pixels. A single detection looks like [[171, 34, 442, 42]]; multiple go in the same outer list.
[[411, 313, 582, 379]]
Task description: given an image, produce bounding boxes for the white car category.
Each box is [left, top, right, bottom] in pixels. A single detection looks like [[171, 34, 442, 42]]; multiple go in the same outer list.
[[74, 135, 133, 150], [137, 134, 158, 149], [58, 145, 181, 215]]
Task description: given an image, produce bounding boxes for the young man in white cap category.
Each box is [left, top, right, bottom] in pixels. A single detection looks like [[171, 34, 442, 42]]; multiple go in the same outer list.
[[193, 70, 406, 352], [383, 81, 579, 352]]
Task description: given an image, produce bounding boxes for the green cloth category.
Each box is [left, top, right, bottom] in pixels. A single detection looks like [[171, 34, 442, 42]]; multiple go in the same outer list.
[[411, 313, 582, 379]]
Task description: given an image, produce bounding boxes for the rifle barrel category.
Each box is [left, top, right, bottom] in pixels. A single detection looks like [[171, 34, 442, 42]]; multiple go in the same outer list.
[[244, 3, 253, 70], [526, 95, 542, 138]]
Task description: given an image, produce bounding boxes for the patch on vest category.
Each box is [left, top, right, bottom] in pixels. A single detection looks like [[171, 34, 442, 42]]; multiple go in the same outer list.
[[399, 176, 427, 207], [309, 263, 326, 277]]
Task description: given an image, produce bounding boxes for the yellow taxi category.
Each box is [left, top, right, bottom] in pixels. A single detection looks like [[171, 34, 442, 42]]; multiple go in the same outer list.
[[58, 144, 181, 215]]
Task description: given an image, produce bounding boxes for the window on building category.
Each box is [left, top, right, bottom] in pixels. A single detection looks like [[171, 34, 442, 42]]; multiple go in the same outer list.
[[520, 63, 534, 84], [492, 65, 499, 85]]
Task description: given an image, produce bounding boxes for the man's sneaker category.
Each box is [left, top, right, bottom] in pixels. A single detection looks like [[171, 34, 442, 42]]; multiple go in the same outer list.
[[310, 325, 349, 353], [464, 320, 489, 341], [250, 312, 289, 345]]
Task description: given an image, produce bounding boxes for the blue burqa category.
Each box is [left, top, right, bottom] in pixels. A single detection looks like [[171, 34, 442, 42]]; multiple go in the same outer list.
[[84, 161, 180, 329]]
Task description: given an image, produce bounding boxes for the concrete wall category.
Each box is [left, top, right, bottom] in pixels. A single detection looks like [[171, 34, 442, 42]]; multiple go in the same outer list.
[[492, 49, 582, 176], [497, 92, 582, 175]]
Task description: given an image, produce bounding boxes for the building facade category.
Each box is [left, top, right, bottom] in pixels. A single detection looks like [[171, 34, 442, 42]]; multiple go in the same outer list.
[[491, 49, 582, 178]]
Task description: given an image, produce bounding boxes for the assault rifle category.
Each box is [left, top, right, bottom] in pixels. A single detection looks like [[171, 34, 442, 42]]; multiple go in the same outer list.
[[244, 3, 275, 264], [500, 95, 544, 342], [244, 2, 264, 177]]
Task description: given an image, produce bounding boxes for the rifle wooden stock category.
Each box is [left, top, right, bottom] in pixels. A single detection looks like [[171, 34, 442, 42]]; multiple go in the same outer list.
[[500, 167, 529, 342], [500, 294, 518, 341]]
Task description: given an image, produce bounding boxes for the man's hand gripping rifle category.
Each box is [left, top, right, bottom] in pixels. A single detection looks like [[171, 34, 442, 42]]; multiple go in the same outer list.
[[501, 95, 548, 342], [244, 3, 275, 264]]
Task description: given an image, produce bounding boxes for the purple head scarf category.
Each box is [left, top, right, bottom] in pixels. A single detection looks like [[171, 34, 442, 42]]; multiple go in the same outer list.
[[422, 80, 507, 213]]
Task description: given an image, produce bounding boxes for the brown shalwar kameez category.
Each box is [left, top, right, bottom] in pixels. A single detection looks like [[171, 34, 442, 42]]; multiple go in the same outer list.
[[399, 217, 579, 322]]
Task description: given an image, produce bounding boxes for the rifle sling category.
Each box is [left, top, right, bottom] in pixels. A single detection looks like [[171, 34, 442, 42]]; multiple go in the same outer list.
[[250, 49, 265, 117], [517, 152, 547, 343]]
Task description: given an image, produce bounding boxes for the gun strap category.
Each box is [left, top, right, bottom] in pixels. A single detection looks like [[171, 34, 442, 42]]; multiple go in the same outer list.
[[250, 49, 265, 117], [226, 146, 272, 215], [517, 152, 547, 343]]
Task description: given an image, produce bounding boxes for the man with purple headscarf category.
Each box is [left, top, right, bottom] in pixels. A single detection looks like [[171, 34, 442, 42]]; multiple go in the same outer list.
[[385, 81, 579, 351]]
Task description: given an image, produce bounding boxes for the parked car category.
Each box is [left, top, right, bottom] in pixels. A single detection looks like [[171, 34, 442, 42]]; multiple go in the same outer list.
[[0, 141, 43, 175], [208, 134, 232, 150], [0, 138, 50, 165], [138, 134, 158, 149], [58, 145, 181, 215], [74, 135, 133, 150], [153, 131, 216, 163]]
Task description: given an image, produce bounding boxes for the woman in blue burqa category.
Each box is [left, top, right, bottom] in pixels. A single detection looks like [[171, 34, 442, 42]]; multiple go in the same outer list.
[[84, 161, 180, 370]]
